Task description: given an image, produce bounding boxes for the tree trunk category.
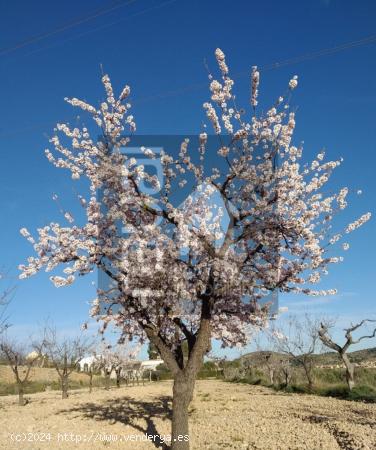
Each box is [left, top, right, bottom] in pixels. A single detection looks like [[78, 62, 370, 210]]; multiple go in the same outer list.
[[282, 369, 291, 387], [89, 373, 93, 393], [341, 353, 355, 391], [171, 372, 195, 450], [61, 376, 69, 399], [17, 383, 25, 406], [104, 372, 111, 390], [144, 299, 211, 450], [268, 368, 274, 385], [303, 364, 314, 391]]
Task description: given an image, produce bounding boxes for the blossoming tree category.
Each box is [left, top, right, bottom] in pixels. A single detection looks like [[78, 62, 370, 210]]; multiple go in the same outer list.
[[19, 49, 370, 448], [93, 341, 140, 389]]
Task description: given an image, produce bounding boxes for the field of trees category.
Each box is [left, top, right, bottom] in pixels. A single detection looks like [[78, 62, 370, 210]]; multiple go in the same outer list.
[[1, 344, 375, 401]]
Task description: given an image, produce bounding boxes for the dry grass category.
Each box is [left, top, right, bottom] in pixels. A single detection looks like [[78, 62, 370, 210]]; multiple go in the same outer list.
[[0, 365, 93, 384]]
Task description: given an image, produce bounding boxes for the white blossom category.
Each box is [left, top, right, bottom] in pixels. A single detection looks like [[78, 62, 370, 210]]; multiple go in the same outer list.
[[251, 66, 260, 108], [18, 50, 371, 354], [289, 75, 298, 90]]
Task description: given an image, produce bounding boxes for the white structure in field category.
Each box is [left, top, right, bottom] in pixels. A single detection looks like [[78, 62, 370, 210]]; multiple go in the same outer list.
[[26, 351, 48, 367], [79, 355, 100, 372], [78, 356, 163, 378], [141, 358, 163, 371]]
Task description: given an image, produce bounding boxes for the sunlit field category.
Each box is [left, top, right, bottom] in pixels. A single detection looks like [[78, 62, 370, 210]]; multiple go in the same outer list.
[[1, 380, 375, 450]]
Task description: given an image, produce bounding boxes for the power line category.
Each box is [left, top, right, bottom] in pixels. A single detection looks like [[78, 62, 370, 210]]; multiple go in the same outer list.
[[261, 33, 376, 70], [13, 0, 178, 61], [0, 0, 139, 57], [136, 33, 376, 104], [0, 33, 375, 138]]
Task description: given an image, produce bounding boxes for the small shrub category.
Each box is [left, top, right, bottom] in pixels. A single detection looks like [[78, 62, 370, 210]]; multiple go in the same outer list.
[[281, 384, 309, 394], [348, 385, 376, 403], [319, 384, 349, 398]]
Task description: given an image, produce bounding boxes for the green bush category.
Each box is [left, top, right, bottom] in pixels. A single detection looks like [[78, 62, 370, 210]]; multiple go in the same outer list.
[[152, 363, 172, 380], [225, 364, 376, 404], [348, 385, 376, 402], [313, 367, 376, 387], [314, 368, 344, 384], [317, 383, 376, 402], [318, 384, 349, 398], [279, 384, 310, 394], [0, 382, 17, 395]]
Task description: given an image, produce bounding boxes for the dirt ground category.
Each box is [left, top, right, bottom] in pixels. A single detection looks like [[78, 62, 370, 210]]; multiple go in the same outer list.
[[0, 380, 375, 449]]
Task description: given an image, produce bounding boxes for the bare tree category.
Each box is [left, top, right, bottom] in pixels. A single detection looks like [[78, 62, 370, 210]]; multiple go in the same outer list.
[[273, 315, 322, 391], [257, 351, 292, 387], [82, 364, 97, 393], [252, 331, 293, 387], [278, 358, 293, 387], [261, 352, 279, 385], [93, 342, 139, 389], [112, 345, 136, 388], [254, 334, 284, 386], [42, 326, 92, 399], [319, 319, 376, 390], [79, 352, 101, 393], [206, 352, 226, 378], [92, 345, 116, 390], [122, 361, 137, 386], [0, 338, 42, 405], [0, 271, 15, 335]]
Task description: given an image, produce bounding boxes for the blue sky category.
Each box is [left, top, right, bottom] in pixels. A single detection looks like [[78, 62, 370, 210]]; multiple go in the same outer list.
[[0, 0, 375, 358]]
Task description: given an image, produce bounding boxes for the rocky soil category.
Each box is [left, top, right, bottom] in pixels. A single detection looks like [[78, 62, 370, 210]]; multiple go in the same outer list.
[[0, 380, 375, 449]]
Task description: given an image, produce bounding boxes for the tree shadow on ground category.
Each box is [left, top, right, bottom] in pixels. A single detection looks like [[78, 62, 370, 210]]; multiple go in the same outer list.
[[58, 396, 172, 449]]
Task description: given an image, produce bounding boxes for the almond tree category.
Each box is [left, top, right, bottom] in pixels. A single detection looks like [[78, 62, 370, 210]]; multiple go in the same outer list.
[[111, 343, 139, 388], [0, 338, 42, 405], [0, 271, 15, 335], [319, 319, 376, 390], [255, 334, 285, 386], [94, 342, 139, 389], [42, 326, 91, 399], [148, 342, 159, 360], [258, 352, 280, 386], [79, 345, 103, 393], [206, 352, 226, 378], [272, 315, 323, 390], [18, 49, 371, 449], [278, 358, 293, 387], [81, 361, 97, 393], [91, 353, 112, 390]]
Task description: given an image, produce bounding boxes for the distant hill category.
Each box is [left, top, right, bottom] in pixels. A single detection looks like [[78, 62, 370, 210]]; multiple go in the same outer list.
[[236, 347, 376, 368], [314, 347, 376, 366]]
